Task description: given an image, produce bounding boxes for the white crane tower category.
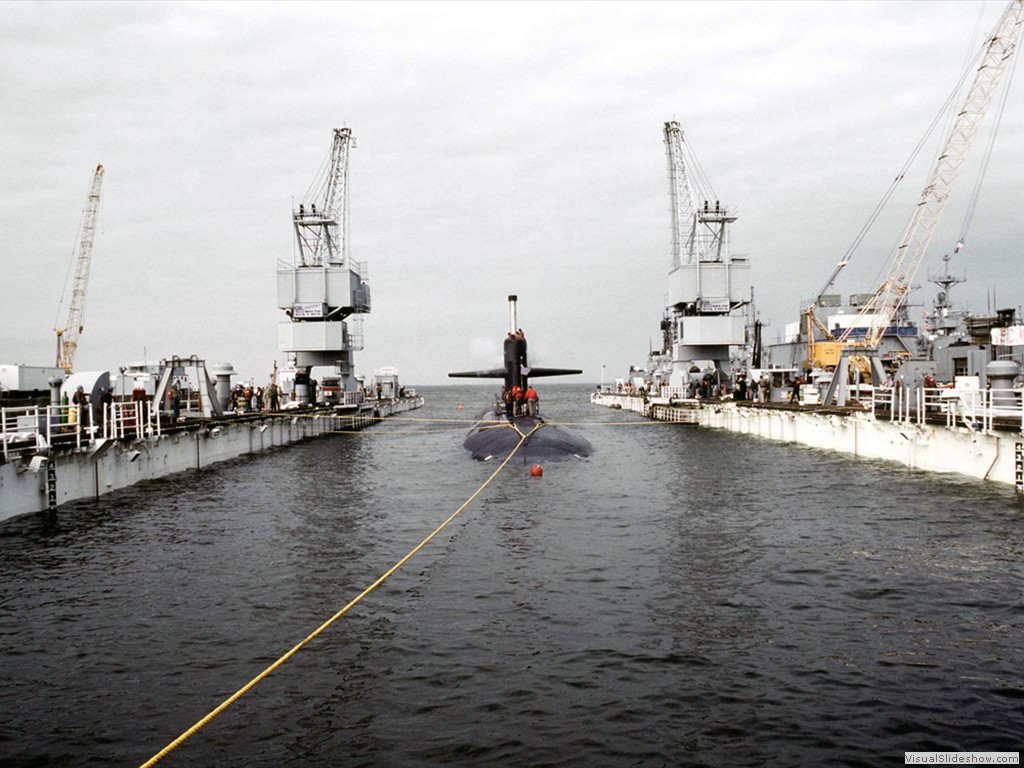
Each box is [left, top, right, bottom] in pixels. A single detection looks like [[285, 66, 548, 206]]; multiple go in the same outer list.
[[55, 164, 104, 374], [662, 121, 750, 389], [822, 0, 1024, 404], [278, 128, 371, 402]]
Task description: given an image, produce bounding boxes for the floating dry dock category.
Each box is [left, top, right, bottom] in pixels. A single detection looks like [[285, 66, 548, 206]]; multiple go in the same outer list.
[[592, 385, 1024, 493], [0, 394, 423, 522]]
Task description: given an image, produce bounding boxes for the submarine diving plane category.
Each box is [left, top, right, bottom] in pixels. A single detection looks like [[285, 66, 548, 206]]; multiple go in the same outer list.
[[448, 295, 593, 462]]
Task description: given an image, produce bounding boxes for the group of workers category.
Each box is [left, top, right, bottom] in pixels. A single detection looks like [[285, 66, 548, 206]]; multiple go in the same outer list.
[[501, 383, 539, 418], [61, 384, 112, 428], [228, 382, 281, 413]]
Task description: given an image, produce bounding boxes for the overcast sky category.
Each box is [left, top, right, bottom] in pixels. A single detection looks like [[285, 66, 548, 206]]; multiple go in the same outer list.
[[2, 1, 1021, 387]]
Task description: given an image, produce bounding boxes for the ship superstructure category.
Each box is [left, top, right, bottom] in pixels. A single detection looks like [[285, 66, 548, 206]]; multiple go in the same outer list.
[[277, 128, 371, 404]]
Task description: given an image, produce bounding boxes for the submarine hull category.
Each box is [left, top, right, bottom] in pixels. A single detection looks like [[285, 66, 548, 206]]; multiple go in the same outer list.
[[464, 410, 593, 462]]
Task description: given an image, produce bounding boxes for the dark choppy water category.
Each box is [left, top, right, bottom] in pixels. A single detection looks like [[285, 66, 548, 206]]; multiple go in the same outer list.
[[1, 384, 1021, 767]]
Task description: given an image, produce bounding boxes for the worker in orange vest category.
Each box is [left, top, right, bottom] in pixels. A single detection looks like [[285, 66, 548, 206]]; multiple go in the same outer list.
[[525, 385, 538, 415], [510, 384, 523, 416]]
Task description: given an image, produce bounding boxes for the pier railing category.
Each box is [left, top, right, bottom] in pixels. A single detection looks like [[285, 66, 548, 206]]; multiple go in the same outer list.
[[871, 386, 1023, 434], [341, 391, 364, 406], [1, 404, 91, 462], [1, 403, 171, 463], [650, 404, 700, 423], [103, 402, 163, 440], [1, 406, 48, 462], [591, 384, 1022, 437]]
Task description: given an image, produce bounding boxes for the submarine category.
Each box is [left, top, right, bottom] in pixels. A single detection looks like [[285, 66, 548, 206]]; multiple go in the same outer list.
[[448, 295, 593, 462]]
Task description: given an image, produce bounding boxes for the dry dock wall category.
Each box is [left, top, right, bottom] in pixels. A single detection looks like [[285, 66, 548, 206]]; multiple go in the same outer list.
[[593, 393, 1021, 488], [1, 401, 419, 520], [695, 403, 1018, 486]]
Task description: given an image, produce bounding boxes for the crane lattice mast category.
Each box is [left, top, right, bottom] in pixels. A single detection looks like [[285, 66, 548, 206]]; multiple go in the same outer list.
[[55, 164, 104, 374], [842, 0, 1024, 350], [665, 121, 700, 267], [664, 120, 732, 268], [293, 127, 353, 267]]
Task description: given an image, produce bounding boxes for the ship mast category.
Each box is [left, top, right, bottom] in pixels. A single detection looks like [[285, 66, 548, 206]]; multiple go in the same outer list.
[[928, 252, 967, 338]]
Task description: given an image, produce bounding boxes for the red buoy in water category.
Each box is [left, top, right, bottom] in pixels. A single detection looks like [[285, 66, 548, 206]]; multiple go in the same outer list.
[[457, 404, 463, 411], [530, 464, 544, 477]]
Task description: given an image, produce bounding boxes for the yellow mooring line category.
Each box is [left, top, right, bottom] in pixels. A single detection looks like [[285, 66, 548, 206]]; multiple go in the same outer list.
[[139, 423, 541, 767]]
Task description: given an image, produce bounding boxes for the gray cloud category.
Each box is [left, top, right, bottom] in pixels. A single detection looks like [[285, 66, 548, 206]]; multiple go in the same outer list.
[[2, 1, 1020, 386]]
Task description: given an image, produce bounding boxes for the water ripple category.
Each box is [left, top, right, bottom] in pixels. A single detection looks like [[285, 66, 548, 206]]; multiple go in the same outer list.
[[1, 385, 1021, 766]]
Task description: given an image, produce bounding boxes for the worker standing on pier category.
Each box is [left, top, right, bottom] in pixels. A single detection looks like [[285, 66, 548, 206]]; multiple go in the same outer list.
[[169, 384, 181, 423]]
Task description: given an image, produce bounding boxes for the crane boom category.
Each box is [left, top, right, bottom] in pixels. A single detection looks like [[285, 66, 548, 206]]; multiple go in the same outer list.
[[665, 121, 700, 267], [664, 121, 732, 267], [55, 164, 104, 374], [841, 0, 1024, 350], [293, 127, 353, 267]]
